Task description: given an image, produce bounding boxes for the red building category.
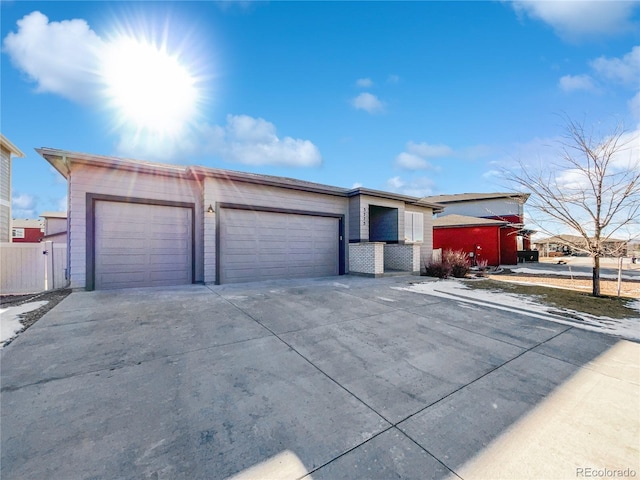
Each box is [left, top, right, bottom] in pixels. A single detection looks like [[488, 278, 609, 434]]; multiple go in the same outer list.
[[425, 193, 534, 266], [11, 219, 44, 243]]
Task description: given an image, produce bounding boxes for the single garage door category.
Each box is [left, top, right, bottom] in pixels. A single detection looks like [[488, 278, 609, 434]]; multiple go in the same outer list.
[[219, 208, 339, 284], [95, 201, 192, 289]]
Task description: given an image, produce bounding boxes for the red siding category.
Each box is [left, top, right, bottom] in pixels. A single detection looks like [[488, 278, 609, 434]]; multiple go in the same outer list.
[[12, 227, 43, 243], [434, 225, 522, 266], [500, 227, 519, 265], [433, 226, 501, 266]]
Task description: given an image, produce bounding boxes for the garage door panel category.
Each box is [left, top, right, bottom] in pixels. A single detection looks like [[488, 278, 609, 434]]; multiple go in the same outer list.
[[95, 201, 192, 289], [220, 208, 339, 284]]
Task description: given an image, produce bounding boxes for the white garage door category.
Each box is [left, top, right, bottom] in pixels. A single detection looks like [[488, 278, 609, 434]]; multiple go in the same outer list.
[[219, 209, 339, 284], [95, 201, 192, 289]]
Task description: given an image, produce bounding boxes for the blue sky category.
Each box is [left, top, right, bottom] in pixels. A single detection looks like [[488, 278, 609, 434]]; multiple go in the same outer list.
[[2, 1, 639, 223]]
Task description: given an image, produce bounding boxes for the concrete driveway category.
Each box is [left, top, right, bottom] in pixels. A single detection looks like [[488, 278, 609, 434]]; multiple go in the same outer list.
[[1, 276, 638, 479]]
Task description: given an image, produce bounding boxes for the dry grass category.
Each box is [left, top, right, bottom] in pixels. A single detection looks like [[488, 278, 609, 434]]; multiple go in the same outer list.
[[489, 274, 640, 298], [465, 276, 640, 318], [464, 278, 638, 319]]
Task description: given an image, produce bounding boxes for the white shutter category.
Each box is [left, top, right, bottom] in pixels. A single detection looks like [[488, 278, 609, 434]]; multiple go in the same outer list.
[[404, 212, 424, 243], [404, 212, 413, 242], [413, 212, 424, 242]]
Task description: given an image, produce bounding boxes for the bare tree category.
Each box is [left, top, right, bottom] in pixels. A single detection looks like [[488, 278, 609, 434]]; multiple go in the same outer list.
[[510, 117, 640, 296]]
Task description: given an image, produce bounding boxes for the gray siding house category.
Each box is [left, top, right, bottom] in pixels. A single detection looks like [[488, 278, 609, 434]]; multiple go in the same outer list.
[[0, 134, 25, 243], [39, 148, 441, 290]]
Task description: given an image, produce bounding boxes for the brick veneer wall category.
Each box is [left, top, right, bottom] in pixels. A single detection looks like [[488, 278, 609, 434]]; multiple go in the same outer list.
[[384, 244, 421, 273], [349, 242, 384, 276]]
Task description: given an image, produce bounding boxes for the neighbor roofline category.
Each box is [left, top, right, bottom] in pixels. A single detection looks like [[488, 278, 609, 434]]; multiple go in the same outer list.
[[1, 134, 25, 158], [433, 213, 513, 228], [423, 192, 531, 204]]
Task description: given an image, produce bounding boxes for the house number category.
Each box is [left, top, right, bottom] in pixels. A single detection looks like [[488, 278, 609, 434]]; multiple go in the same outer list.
[[362, 206, 368, 225]]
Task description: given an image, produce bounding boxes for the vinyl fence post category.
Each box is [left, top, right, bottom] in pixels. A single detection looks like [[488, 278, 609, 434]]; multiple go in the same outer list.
[[44, 240, 54, 291]]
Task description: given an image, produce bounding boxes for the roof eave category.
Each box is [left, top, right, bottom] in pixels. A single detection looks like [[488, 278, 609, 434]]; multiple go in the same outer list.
[[36, 147, 190, 180], [0, 134, 25, 158], [189, 165, 349, 197], [346, 187, 443, 211]]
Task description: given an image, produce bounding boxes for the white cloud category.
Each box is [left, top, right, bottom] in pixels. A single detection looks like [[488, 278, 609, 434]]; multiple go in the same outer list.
[[610, 128, 640, 170], [12, 193, 37, 218], [118, 114, 322, 167], [559, 74, 597, 92], [386, 176, 405, 190], [555, 168, 591, 190], [352, 92, 385, 114], [558, 46, 639, 122], [590, 46, 640, 86], [482, 170, 501, 180], [12, 193, 35, 210], [385, 176, 434, 197], [395, 153, 432, 170], [355, 78, 373, 88], [394, 141, 454, 170], [511, 1, 639, 40], [406, 141, 454, 158], [352, 182, 363, 189], [2, 11, 103, 103], [203, 114, 322, 167]]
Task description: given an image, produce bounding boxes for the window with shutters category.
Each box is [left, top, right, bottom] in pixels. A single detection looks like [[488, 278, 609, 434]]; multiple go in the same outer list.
[[404, 212, 424, 243]]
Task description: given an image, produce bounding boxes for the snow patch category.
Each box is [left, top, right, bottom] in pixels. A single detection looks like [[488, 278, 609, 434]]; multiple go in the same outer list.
[[1, 301, 48, 345], [397, 280, 640, 341], [511, 267, 636, 281]]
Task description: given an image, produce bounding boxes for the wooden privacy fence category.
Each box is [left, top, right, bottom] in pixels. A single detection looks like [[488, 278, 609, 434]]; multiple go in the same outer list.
[[0, 242, 68, 294]]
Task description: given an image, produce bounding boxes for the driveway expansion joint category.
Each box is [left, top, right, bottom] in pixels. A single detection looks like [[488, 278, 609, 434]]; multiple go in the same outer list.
[[213, 290, 394, 421]]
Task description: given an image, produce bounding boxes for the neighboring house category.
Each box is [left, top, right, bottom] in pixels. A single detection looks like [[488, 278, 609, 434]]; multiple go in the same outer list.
[[11, 218, 44, 243], [534, 235, 628, 257], [433, 215, 512, 266], [40, 211, 68, 244], [39, 148, 442, 290], [0, 134, 26, 243], [423, 192, 534, 265], [426, 192, 529, 224]]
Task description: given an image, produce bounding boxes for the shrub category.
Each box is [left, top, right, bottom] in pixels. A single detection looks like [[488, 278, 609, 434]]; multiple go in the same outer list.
[[444, 249, 470, 278], [424, 261, 451, 279], [476, 259, 489, 277]]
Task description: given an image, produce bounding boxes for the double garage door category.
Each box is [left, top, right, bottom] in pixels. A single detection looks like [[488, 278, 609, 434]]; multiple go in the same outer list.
[[219, 208, 340, 284], [93, 201, 340, 289]]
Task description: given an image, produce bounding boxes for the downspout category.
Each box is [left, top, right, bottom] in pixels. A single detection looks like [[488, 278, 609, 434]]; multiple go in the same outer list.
[[63, 155, 71, 287]]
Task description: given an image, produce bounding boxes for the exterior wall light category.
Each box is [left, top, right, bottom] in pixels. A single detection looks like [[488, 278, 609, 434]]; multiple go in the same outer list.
[[207, 204, 214, 214]]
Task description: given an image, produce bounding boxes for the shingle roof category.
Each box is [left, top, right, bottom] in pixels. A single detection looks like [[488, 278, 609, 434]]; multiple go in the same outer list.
[[423, 192, 529, 204], [433, 214, 509, 228]]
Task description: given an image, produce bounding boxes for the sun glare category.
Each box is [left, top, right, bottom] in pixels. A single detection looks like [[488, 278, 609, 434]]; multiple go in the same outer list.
[[101, 35, 199, 136]]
